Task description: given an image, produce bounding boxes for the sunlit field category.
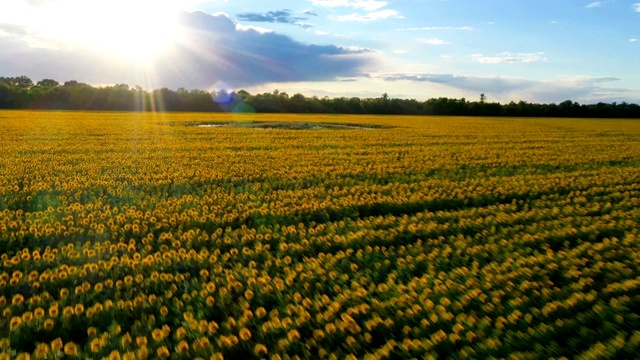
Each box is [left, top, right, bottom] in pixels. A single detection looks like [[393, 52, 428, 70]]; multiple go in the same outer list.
[[2, 110, 640, 359]]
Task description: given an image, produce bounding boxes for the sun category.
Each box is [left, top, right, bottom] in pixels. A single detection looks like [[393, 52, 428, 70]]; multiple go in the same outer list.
[[36, 0, 183, 62]]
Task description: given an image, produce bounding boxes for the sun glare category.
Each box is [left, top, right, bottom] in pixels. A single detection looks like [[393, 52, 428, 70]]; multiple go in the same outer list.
[[37, 0, 183, 62]]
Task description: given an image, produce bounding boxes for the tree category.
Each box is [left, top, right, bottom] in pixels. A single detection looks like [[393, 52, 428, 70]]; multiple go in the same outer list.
[[63, 80, 82, 87], [36, 79, 60, 88], [0, 76, 34, 88]]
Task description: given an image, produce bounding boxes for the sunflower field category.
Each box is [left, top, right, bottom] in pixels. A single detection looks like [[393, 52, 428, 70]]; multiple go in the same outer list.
[[1, 110, 640, 359]]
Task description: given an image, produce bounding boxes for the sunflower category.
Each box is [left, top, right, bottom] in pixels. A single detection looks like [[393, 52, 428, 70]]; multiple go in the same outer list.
[[208, 321, 219, 334], [15, 353, 31, 360], [137, 347, 149, 359], [254, 344, 268, 356], [136, 336, 148, 348], [83, 302, 97, 314], [239, 328, 252, 341], [121, 333, 132, 347], [10, 317, 21, 331], [74, 303, 84, 315], [34, 307, 45, 319], [12, 294, 24, 306], [176, 327, 187, 340], [210, 353, 224, 360], [287, 329, 300, 342], [190, 337, 203, 352], [51, 338, 63, 352], [157, 346, 170, 358], [325, 323, 337, 335], [34, 343, 50, 359], [90, 338, 101, 353], [346, 336, 357, 347], [63, 342, 78, 356], [176, 340, 189, 353], [152, 329, 164, 342]]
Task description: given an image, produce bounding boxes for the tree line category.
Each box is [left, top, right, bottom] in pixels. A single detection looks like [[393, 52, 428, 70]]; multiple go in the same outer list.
[[1, 76, 639, 118]]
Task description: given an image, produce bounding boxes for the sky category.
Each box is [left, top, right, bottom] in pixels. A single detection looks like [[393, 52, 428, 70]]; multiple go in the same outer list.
[[1, 0, 639, 104]]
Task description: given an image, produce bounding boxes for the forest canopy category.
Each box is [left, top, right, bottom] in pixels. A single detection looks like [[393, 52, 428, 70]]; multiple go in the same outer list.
[[1, 76, 639, 118]]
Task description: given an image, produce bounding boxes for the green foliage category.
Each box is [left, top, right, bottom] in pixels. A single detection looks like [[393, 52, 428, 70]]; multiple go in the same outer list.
[[1, 75, 640, 116]]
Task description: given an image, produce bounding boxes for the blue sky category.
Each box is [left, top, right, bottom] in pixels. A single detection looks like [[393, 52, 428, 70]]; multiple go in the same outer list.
[[1, 0, 639, 103]]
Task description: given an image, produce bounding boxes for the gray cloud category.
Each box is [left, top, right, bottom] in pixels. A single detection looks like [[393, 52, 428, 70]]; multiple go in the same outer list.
[[381, 73, 631, 103], [0, 23, 30, 36], [236, 9, 312, 28], [0, 11, 374, 90]]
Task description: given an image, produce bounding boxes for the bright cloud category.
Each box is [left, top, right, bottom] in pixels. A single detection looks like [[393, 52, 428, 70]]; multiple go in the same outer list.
[[311, 0, 388, 11], [634, 3, 640, 11], [311, 0, 398, 21], [338, 9, 399, 21], [586, 1, 615, 8], [1, 0, 185, 61], [396, 26, 474, 31], [471, 52, 547, 64], [420, 38, 451, 45]]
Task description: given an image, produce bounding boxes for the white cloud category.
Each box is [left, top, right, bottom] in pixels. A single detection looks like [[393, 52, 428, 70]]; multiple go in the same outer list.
[[395, 26, 474, 31], [311, 0, 388, 11], [586, 1, 614, 8], [420, 38, 450, 45], [471, 52, 547, 64], [380, 73, 630, 103], [235, 23, 274, 34], [338, 9, 399, 21], [314, 29, 347, 37], [634, 3, 640, 11], [630, 38, 638, 42], [311, 0, 349, 6], [352, 0, 388, 11], [311, 0, 398, 21]]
